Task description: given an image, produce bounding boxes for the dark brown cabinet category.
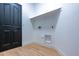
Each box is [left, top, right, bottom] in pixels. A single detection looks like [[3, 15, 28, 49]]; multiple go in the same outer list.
[[0, 3, 22, 51]]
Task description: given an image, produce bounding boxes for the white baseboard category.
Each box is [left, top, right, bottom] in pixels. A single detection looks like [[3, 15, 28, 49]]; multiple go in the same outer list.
[[54, 46, 65, 56]]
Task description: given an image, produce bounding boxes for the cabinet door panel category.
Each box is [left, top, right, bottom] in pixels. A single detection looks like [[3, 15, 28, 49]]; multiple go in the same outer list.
[[4, 4, 11, 25], [0, 4, 3, 25], [13, 4, 21, 26], [0, 30, 12, 51], [2, 30, 11, 43], [13, 7, 19, 25]]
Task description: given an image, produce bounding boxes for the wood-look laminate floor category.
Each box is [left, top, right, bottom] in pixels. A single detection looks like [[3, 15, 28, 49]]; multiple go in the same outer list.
[[0, 43, 61, 56]]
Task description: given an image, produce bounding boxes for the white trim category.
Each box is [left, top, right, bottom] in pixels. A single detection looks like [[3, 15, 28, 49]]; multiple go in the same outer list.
[[54, 46, 65, 56]]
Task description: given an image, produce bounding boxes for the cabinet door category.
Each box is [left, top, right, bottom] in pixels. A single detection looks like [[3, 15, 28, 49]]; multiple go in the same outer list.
[[12, 4, 22, 46], [0, 4, 12, 51]]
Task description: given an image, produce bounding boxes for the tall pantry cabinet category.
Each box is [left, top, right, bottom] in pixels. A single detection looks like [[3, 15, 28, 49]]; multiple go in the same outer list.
[[0, 3, 22, 51]]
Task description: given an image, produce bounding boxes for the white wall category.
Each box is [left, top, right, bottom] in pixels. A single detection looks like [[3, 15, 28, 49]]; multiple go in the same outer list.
[[55, 3, 79, 56], [22, 4, 33, 45]]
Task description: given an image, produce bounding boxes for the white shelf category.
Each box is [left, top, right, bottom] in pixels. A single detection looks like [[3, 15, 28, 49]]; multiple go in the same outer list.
[[30, 8, 61, 30]]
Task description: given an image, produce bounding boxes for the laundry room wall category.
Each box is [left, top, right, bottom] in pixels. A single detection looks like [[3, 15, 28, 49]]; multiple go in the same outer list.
[[22, 4, 34, 45], [55, 3, 79, 56]]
